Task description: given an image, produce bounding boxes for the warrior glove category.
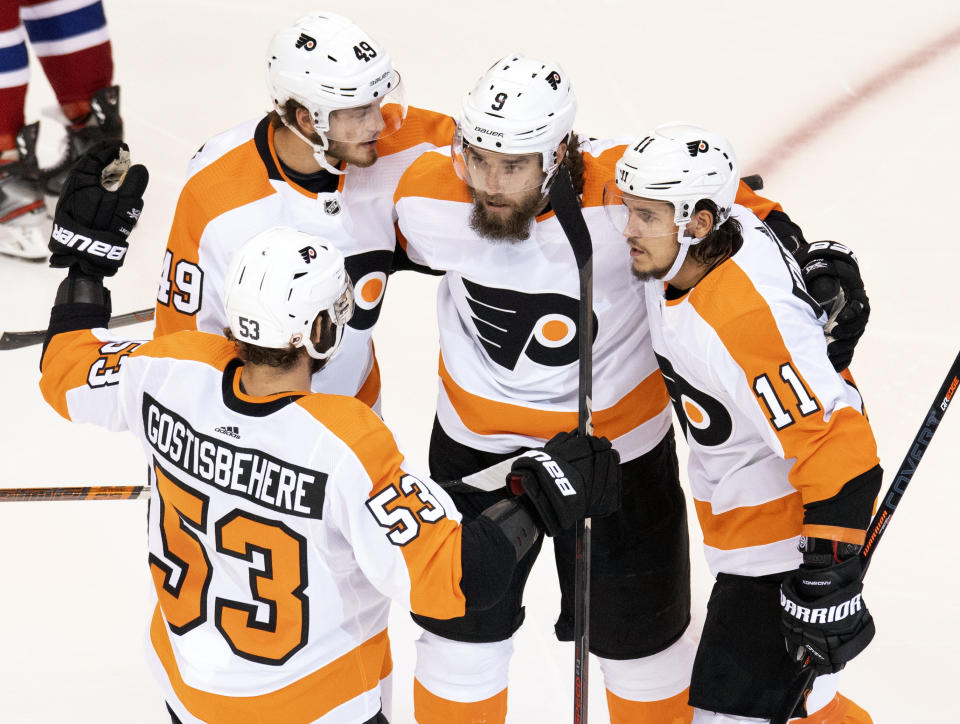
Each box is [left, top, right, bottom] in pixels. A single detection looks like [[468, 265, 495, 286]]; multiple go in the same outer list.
[[796, 240, 870, 371], [506, 431, 621, 537], [48, 140, 148, 278], [780, 545, 875, 675]]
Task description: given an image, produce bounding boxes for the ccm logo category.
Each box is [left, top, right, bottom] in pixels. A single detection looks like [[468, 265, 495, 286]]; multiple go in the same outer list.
[[527, 450, 576, 496], [52, 224, 126, 261], [942, 377, 959, 411]]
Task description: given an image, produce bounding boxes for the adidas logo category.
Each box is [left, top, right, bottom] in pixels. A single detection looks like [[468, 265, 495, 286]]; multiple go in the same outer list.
[[299, 245, 317, 264], [215, 425, 240, 439], [295, 33, 317, 51]]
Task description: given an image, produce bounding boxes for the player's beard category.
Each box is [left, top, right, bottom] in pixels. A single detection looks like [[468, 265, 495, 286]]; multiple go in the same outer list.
[[326, 138, 380, 168], [469, 188, 546, 242], [628, 241, 679, 282]]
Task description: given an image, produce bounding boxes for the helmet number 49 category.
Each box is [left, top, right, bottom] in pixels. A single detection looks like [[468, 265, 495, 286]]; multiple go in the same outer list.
[[353, 41, 377, 62]]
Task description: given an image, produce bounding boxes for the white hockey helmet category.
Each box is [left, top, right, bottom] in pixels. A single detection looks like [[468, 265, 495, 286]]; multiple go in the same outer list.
[[224, 227, 355, 361], [604, 122, 739, 281], [453, 53, 577, 194], [266, 12, 406, 171]]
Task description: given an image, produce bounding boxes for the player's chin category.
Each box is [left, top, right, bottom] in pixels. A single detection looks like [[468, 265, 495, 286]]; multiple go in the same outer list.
[[340, 142, 380, 168]]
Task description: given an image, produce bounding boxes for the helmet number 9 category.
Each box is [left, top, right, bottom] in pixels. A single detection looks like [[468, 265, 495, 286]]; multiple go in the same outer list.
[[237, 317, 260, 341], [491, 92, 508, 112], [353, 41, 378, 62]]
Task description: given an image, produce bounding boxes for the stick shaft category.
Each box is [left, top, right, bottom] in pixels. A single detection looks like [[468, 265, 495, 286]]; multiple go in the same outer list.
[[0, 485, 149, 501], [0, 307, 154, 350]]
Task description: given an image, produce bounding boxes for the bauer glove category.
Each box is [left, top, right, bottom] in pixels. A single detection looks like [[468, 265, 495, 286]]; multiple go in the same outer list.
[[796, 240, 870, 371], [48, 140, 148, 277], [506, 431, 621, 537]]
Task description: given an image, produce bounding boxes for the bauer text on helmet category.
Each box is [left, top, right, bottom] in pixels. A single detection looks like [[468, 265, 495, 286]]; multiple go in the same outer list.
[[224, 227, 355, 362], [266, 12, 407, 169], [453, 53, 577, 196]]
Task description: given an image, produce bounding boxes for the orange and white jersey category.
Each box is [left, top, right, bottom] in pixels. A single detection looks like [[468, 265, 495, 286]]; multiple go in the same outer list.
[[643, 205, 880, 577], [40, 329, 468, 723], [154, 108, 455, 407]]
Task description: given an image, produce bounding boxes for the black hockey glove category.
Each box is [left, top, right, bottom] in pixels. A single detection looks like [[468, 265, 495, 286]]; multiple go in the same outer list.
[[506, 431, 621, 537], [780, 545, 874, 675], [795, 241, 870, 371], [48, 140, 148, 278]]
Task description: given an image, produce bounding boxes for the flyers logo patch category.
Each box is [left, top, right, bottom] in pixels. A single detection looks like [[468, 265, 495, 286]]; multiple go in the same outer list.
[[298, 246, 317, 264], [656, 353, 732, 446], [686, 140, 709, 157], [462, 279, 598, 370], [295, 33, 317, 51], [344, 249, 392, 331]]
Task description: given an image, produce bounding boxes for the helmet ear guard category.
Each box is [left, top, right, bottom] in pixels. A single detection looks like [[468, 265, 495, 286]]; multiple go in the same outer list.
[[224, 227, 355, 362]]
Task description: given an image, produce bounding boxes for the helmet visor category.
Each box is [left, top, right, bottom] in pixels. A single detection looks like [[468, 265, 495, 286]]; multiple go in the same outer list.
[[325, 73, 407, 143], [452, 124, 547, 195], [602, 181, 680, 239], [330, 277, 355, 326]]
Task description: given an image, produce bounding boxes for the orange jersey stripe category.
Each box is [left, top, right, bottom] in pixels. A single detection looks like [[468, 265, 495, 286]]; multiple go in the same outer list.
[[734, 179, 783, 221], [132, 331, 236, 369], [801, 524, 867, 546], [393, 149, 471, 205], [688, 263, 879, 506], [694, 493, 804, 551], [438, 353, 670, 441], [605, 687, 692, 724], [151, 605, 389, 723], [154, 140, 277, 336], [40, 329, 106, 420], [356, 352, 381, 409], [294, 394, 466, 620], [378, 106, 455, 156]]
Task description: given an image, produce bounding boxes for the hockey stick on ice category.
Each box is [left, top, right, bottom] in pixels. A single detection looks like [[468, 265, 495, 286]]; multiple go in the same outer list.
[[772, 348, 960, 724], [0, 307, 155, 350], [548, 164, 595, 724], [0, 485, 149, 501]]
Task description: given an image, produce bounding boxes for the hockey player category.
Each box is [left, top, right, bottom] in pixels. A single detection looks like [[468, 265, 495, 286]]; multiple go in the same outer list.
[[38, 142, 622, 724], [604, 123, 879, 722], [153, 11, 455, 408], [0, 0, 121, 259], [391, 54, 873, 723]]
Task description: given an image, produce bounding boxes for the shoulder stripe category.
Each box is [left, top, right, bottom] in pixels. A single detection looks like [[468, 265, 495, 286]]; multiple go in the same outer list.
[[394, 149, 470, 205], [378, 106, 455, 156]]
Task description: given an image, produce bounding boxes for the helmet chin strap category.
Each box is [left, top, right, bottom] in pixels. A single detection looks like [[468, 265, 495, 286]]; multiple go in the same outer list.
[[286, 122, 346, 176], [661, 228, 704, 284], [302, 323, 346, 361]]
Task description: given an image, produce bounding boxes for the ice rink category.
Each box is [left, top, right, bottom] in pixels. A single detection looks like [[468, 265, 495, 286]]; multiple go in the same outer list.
[[2, 1, 959, 721]]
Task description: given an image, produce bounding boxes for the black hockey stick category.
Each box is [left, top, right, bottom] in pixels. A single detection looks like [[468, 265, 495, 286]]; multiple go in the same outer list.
[[741, 174, 764, 191], [0, 307, 154, 350], [772, 348, 960, 723], [548, 165, 594, 724]]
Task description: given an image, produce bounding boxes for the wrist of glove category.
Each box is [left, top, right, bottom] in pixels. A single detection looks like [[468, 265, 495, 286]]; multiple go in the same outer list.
[[779, 554, 875, 675], [795, 241, 870, 371], [48, 140, 148, 277], [505, 431, 621, 537]]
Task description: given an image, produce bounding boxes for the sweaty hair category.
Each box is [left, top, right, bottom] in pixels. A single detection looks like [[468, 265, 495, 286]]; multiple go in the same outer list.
[[224, 313, 334, 371], [688, 199, 743, 268], [561, 132, 586, 195]]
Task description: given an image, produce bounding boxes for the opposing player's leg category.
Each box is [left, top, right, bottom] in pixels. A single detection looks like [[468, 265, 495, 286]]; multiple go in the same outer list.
[[412, 420, 543, 724], [0, 122, 46, 259], [554, 428, 695, 723], [689, 573, 871, 723], [19, 0, 121, 194]]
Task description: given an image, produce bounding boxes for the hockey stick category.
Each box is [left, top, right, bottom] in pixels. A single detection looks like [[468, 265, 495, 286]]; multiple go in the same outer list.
[[0, 485, 149, 501], [0, 307, 155, 351], [771, 348, 960, 724], [548, 164, 595, 724], [741, 174, 764, 191]]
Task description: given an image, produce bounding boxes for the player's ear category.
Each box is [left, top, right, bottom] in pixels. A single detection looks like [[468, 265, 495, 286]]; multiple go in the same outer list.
[[687, 208, 714, 239], [295, 106, 314, 136]]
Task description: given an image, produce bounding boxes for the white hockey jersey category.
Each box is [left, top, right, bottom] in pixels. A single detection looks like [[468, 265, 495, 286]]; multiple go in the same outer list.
[[40, 329, 469, 723], [644, 206, 880, 577], [393, 139, 784, 463], [154, 109, 455, 407]]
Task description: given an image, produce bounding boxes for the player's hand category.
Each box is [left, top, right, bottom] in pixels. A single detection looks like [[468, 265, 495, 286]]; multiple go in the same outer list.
[[506, 431, 621, 536], [48, 140, 148, 277], [796, 241, 870, 371], [780, 554, 874, 675]]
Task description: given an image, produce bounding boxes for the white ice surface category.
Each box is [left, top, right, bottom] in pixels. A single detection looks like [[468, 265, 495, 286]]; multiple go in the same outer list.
[[1, 1, 958, 721]]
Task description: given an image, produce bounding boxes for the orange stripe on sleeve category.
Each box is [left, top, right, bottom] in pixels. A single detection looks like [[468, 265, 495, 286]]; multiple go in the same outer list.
[[801, 524, 867, 546], [734, 180, 783, 221], [438, 353, 670, 442], [39, 329, 105, 420], [694, 493, 803, 550], [151, 605, 390, 723], [394, 150, 472, 205], [294, 395, 466, 620], [377, 106, 455, 156], [689, 264, 879, 507], [154, 139, 277, 337]]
